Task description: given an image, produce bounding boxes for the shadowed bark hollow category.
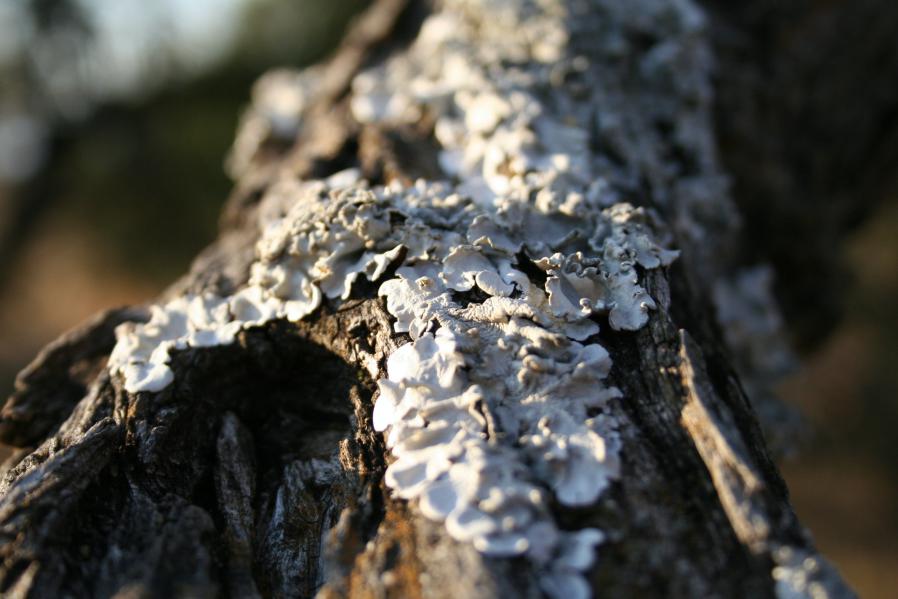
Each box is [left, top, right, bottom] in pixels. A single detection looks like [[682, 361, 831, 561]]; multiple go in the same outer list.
[[2, 0, 894, 597]]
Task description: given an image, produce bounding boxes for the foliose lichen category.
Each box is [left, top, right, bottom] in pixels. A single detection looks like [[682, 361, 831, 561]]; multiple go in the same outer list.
[[108, 174, 675, 596], [227, 68, 321, 179], [712, 266, 797, 399], [104, 0, 736, 596], [772, 545, 851, 599]]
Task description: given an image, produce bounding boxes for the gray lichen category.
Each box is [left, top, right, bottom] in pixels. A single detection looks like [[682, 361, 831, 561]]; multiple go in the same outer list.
[[227, 68, 321, 179], [104, 0, 750, 596], [772, 545, 855, 599], [713, 266, 797, 392], [108, 171, 676, 596]]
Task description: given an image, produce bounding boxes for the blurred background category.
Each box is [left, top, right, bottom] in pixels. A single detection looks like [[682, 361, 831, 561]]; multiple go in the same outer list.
[[0, 1, 894, 596]]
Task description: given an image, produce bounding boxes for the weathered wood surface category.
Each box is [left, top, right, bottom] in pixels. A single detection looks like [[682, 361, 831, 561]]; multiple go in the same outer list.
[[2, 0, 893, 597]]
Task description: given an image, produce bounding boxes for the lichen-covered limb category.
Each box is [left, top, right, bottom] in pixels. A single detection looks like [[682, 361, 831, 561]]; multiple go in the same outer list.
[[0, 0, 860, 598]]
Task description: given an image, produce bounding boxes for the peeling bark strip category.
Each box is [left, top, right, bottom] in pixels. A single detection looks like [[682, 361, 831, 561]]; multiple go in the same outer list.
[[0, 1, 859, 598]]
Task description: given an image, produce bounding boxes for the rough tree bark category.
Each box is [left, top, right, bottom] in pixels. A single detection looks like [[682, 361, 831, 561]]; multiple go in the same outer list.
[[0, 0, 891, 597]]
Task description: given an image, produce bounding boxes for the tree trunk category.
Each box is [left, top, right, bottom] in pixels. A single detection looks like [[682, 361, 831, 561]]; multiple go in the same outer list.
[[0, 0, 882, 597]]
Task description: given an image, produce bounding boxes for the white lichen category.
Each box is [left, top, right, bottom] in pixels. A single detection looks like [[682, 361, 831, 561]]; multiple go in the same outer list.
[[104, 0, 727, 596], [107, 173, 674, 595], [772, 545, 851, 599], [712, 266, 797, 390], [227, 68, 321, 179]]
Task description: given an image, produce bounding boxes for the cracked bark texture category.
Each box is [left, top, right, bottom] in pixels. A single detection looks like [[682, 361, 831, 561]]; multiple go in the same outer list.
[[1, 0, 892, 597]]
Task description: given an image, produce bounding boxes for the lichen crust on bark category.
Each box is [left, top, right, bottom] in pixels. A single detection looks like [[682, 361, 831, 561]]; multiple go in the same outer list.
[[109, 164, 678, 597]]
